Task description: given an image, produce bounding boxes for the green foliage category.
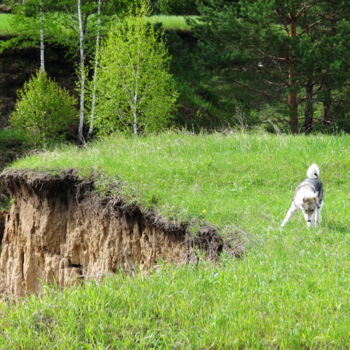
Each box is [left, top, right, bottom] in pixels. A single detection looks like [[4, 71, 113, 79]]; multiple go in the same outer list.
[[2, 1, 350, 134], [192, 0, 350, 133], [94, 2, 178, 135], [10, 71, 77, 145], [3, 0, 64, 39], [163, 30, 236, 130], [0, 13, 13, 35], [0, 128, 27, 142], [153, 0, 198, 15], [0, 1, 132, 58], [174, 80, 232, 130], [0, 13, 38, 53]]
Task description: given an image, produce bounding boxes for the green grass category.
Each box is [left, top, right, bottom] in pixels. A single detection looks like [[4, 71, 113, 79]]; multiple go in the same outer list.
[[0, 14, 193, 37], [0, 128, 28, 141], [2, 132, 350, 348], [2, 254, 350, 349], [11, 132, 350, 234], [0, 13, 13, 35], [148, 15, 194, 31]]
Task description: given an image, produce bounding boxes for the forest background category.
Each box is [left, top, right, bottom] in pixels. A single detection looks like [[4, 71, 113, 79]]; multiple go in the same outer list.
[[0, 3, 350, 348], [0, 0, 350, 139]]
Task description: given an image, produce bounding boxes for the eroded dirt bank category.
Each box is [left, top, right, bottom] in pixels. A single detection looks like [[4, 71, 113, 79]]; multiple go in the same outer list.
[[0, 169, 212, 296]]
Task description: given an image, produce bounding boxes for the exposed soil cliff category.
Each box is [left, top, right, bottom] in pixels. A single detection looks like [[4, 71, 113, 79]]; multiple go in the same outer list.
[[0, 169, 227, 296], [0, 170, 188, 295]]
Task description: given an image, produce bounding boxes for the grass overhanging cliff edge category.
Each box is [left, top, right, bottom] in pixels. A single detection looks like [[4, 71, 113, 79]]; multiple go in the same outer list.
[[7, 132, 350, 237]]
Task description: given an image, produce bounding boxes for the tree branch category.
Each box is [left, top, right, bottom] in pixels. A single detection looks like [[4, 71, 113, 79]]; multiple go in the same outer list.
[[231, 79, 283, 103], [256, 48, 287, 62], [295, 3, 313, 19], [274, 8, 290, 35], [300, 18, 324, 35]]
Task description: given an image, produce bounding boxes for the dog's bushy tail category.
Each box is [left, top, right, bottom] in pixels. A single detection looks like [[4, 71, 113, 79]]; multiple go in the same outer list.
[[307, 163, 320, 179]]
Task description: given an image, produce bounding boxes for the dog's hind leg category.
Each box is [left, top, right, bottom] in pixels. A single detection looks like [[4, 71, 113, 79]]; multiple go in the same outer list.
[[281, 203, 297, 228]]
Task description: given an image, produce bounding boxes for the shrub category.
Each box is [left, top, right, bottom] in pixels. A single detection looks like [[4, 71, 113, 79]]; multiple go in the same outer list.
[[94, 2, 178, 135], [10, 71, 77, 144]]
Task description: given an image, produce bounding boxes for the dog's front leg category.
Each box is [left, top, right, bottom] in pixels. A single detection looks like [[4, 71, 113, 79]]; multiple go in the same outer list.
[[317, 209, 322, 224], [316, 203, 323, 225], [312, 212, 318, 227], [281, 203, 297, 227], [314, 209, 319, 226]]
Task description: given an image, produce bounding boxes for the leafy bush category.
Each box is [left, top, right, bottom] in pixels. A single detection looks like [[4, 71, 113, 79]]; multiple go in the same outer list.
[[10, 71, 77, 144], [94, 2, 178, 135]]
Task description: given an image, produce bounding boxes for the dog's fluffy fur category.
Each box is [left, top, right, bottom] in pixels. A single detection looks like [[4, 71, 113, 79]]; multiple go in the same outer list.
[[281, 164, 324, 228]]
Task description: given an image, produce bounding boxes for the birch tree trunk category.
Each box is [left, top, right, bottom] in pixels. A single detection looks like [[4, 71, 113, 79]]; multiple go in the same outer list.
[[77, 0, 86, 143], [132, 90, 138, 135], [287, 14, 298, 134], [39, 3, 45, 72], [132, 43, 141, 135], [88, 0, 102, 138]]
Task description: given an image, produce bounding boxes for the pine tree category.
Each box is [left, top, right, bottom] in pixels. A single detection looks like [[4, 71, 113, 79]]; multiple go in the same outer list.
[[193, 0, 350, 133]]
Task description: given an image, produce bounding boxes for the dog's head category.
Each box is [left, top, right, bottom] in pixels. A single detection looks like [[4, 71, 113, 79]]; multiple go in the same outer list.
[[302, 194, 319, 223]]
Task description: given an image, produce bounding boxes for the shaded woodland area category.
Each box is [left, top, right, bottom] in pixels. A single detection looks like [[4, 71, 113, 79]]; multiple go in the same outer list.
[[1, 0, 350, 136]]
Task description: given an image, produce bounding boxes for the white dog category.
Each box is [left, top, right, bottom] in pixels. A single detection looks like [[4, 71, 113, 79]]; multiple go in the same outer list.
[[281, 164, 324, 228]]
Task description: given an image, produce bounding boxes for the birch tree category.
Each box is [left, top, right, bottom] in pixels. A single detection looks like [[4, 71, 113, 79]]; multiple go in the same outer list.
[[39, 0, 45, 71], [4, 0, 54, 70], [88, 0, 102, 137], [77, 0, 86, 142], [94, 2, 178, 135], [59, 0, 127, 141], [58, 0, 99, 142]]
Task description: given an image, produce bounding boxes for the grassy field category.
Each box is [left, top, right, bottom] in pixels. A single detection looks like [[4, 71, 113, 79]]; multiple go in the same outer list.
[[2, 133, 350, 348], [0, 14, 192, 37], [148, 15, 193, 31], [11, 132, 350, 233]]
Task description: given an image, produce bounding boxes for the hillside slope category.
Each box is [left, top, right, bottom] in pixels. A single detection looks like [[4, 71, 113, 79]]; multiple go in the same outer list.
[[11, 132, 350, 234], [0, 133, 350, 348]]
